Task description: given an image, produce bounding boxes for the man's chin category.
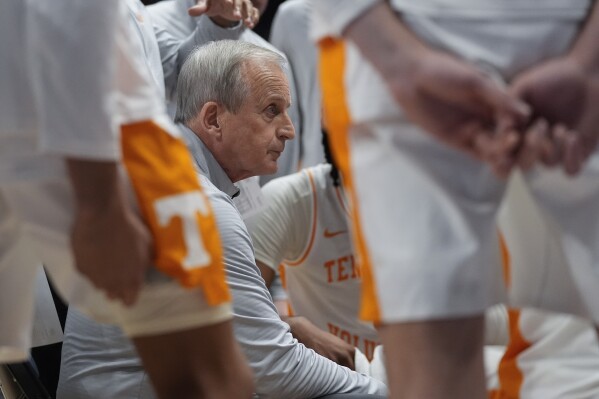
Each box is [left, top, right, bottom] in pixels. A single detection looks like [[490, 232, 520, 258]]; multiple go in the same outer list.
[[261, 163, 278, 176]]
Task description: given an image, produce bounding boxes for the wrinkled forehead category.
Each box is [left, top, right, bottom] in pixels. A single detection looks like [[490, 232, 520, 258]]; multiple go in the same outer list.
[[243, 60, 290, 100]]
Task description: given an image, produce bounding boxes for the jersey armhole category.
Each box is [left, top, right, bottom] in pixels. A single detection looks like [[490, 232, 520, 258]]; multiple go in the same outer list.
[[283, 169, 317, 267]]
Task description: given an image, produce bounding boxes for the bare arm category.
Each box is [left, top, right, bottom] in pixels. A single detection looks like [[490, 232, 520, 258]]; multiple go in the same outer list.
[[341, 2, 529, 162], [284, 315, 356, 370], [67, 159, 151, 306], [256, 259, 276, 286], [570, 1, 599, 74]]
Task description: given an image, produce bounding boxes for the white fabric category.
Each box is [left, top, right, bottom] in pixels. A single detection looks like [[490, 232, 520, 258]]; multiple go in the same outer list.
[[485, 304, 510, 346], [322, 9, 599, 322], [270, 0, 325, 167], [0, 0, 119, 182], [24, 0, 122, 161], [309, 0, 379, 41], [0, 0, 167, 182], [390, 0, 592, 19], [484, 345, 506, 392], [503, 308, 599, 398], [309, 0, 591, 40], [125, 0, 166, 100], [248, 164, 381, 359], [0, 193, 38, 362], [499, 172, 589, 317]]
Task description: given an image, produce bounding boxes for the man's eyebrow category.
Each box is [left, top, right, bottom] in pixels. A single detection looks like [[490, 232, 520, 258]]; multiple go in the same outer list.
[[262, 94, 291, 108]]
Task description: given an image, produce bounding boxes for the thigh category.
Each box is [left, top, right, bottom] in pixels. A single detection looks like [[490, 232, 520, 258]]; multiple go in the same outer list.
[[523, 156, 599, 322], [499, 172, 588, 318]]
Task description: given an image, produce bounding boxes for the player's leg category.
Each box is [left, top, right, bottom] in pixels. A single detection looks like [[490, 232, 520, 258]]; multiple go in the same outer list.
[[522, 161, 599, 322], [133, 319, 253, 399], [3, 180, 253, 399], [378, 317, 486, 399]]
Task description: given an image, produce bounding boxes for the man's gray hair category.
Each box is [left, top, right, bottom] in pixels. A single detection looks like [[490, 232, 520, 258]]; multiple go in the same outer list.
[[175, 40, 286, 124]]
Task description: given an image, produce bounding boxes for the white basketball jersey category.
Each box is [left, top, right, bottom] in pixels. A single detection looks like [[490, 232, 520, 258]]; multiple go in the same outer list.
[[280, 165, 380, 359]]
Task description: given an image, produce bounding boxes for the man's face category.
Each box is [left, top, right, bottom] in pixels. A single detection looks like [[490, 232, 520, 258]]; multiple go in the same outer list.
[[218, 61, 294, 181]]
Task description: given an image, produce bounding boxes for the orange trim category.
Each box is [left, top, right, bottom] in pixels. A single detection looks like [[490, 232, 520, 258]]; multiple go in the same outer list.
[[335, 185, 350, 217], [319, 38, 381, 323], [278, 264, 294, 316], [492, 309, 531, 399], [121, 120, 229, 305], [285, 170, 318, 266], [498, 231, 511, 288]]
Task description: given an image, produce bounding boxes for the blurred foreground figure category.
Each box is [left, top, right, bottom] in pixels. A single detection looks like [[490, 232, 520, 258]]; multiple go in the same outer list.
[[0, 1, 252, 398], [312, 1, 599, 398]]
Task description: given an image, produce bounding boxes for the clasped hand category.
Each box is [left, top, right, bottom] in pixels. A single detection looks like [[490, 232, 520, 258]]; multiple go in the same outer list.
[[389, 49, 599, 178]]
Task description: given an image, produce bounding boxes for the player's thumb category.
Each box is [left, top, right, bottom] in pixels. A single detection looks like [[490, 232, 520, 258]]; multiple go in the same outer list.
[[188, 0, 209, 17], [479, 78, 531, 125]]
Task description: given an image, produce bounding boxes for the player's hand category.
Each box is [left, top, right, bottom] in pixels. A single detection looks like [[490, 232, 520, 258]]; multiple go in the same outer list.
[[71, 202, 152, 306], [386, 48, 530, 160], [344, 2, 529, 172], [286, 316, 356, 369], [189, 0, 260, 29], [509, 56, 599, 175]]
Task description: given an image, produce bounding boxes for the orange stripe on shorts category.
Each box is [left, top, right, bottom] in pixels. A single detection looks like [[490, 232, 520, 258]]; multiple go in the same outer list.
[[498, 231, 511, 289], [121, 120, 230, 305], [491, 309, 531, 399], [318, 38, 381, 323]]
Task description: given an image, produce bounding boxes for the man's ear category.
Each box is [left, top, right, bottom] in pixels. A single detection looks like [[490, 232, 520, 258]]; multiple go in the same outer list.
[[198, 101, 223, 139]]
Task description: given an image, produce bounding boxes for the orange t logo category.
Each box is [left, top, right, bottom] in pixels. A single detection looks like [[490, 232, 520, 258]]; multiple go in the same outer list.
[[121, 119, 229, 305]]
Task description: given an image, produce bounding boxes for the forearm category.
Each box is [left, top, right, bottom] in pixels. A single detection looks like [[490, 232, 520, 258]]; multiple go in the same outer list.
[[310, 0, 380, 40], [342, 2, 430, 84], [230, 280, 384, 397], [237, 314, 385, 398], [570, 1, 599, 73], [66, 159, 126, 215]]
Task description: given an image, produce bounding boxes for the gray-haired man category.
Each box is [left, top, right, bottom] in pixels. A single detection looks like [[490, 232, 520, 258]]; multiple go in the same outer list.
[[58, 40, 386, 399]]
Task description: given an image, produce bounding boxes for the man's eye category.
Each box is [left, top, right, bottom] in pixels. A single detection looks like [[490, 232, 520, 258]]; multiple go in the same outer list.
[[265, 105, 279, 117]]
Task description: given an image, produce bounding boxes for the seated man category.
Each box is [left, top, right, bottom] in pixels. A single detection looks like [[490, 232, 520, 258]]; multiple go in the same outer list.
[[58, 40, 387, 399], [148, 0, 301, 184], [246, 132, 509, 383], [245, 132, 381, 364]]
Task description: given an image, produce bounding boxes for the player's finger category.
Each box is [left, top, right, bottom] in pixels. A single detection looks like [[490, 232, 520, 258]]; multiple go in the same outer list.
[[541, 124, 566, 167], [477, 78, 531, 126], [563, 131, 585, 176], [518, 119, 548, 171], [241, 0, 254, 27], [188, 0, 210, 17]]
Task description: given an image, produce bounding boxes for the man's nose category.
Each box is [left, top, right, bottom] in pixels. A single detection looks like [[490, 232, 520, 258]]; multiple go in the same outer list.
[[277, 113, 295, 140]]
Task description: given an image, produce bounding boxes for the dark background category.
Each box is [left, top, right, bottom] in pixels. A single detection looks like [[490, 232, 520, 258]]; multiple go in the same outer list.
[[141, 0, 287, 40]]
